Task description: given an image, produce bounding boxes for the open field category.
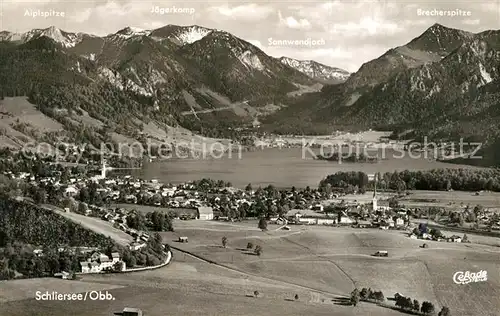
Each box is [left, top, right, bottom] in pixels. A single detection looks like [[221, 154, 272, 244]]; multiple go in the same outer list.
[[0, 97, 63, 133], [2, 219, 498, 315], [160, 220, 500, 316], [42, 204, 133, 246], [399, 190, 500, 209], [336, 190, 500, 210], [0, 256, 402, 316], [0, 97, 62, 149]]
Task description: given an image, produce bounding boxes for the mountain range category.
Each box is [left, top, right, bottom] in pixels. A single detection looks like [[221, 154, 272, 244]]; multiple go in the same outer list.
[[0, 23, 499, 166], [0, 25, 349, 143], [263, 23, 500, 166]]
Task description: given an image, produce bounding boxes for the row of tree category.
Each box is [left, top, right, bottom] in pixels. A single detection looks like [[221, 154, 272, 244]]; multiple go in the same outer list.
[[320, 169, 500, 192], [315, 152, 378, 163], [350, 289, 451, 315], [0, 197, 114, 249], [221, 237, 263, 256], [124, 210, 174, 232], [394, 293, 451, 315], [350, 288, 384, 306]]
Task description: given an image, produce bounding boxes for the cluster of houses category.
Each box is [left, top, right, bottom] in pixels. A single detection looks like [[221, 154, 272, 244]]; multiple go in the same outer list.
[[79, 251, 124, 273], [268, 189, 409, 230], [6, 152, 500, 238], [87, 206, 152, 251], [409, 232, 464, 243], [31, 246, 125, 277], [270, 206, 409, 229], [32, 246, 100, 258]]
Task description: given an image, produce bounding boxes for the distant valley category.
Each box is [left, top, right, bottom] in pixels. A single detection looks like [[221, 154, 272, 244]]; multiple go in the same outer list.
[[0, 23, 499, 167], [0, 25, 348, 148], [263, 23, 500, 167]]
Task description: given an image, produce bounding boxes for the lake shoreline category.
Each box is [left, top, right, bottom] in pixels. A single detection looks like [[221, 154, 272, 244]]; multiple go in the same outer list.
[[134, 147, 485, 189]]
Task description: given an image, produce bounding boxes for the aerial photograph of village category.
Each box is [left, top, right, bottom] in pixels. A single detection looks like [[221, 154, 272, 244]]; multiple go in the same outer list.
[[0, 0, 499, 315]]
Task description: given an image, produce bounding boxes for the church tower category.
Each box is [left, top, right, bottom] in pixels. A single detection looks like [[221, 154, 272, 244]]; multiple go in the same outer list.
[[101, 159, 107, 179], [372, 174, 378, 211]]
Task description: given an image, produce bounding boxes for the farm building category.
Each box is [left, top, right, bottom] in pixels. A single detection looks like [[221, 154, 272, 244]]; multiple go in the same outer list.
[[395, 218, 405, 227], [171, 208, 198, 219], [129, 242, 146, 251], [197, 207, 214, 220], [317, 218, 335, 225], [356, 220, 372, 228], [80, 261, 100, 273], [286, 209, 337, 225], [123, 307, 143, 316], [448, 235, 462, 243], [54, 271, 71, 279], [338, 212, 354, 224]]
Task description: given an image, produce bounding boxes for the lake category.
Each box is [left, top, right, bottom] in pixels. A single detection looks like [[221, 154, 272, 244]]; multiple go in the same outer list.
[[135, 147, 483, 189]]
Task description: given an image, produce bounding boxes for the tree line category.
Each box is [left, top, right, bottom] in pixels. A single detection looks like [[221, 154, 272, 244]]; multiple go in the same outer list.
[[125, 210, 174, 232], [0, 195, 171, 280], [0, 196, 115, 280], [350, 289, 451, 315], [320, 169, 500, 192]]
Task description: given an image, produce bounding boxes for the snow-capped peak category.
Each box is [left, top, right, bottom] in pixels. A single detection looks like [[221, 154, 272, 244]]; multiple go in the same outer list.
[[38, 26, 69, 45], [238, 50, 265, 71], [279, 57, 350, 83], [0, 26, 82, 48], [115, 27, 152, 39], [172, 26, 212, 45]]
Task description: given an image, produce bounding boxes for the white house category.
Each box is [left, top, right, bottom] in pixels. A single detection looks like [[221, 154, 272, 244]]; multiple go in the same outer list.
[[317, 218, 335, 225], [105, 179, 116, 185], [298, 217, 316, 225], [387, 218, 395, 227], [338, 212, 354, 224], [129, 242, 146, 251], [111, 252, 120, 263], [122, 307, 143, 316], [197, 207, 214, 220], [80, 261, 101, 273]]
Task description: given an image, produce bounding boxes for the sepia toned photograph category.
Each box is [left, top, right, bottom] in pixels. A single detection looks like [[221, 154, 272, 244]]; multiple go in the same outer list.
[[0, 1, 499, 315]]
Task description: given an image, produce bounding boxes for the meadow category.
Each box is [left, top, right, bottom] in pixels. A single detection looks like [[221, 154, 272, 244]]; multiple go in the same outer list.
[[1, 220, 498, 316], [43, 204, 133, 246], [331, 190, 500, 210], [160, 220, 499, 316]]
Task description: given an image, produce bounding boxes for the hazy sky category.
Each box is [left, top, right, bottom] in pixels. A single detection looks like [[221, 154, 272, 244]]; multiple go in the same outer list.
[[1, 0, 499, 72]]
